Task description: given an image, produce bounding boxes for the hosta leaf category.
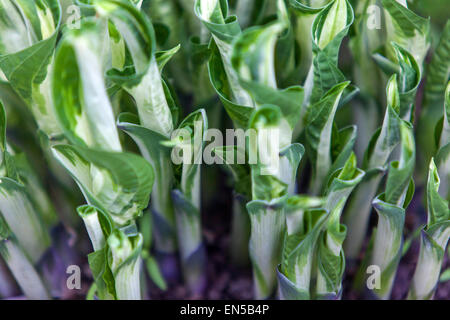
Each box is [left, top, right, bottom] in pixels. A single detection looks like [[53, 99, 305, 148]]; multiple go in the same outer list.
[[370, 193, 406, 299], [279, 143, 305, 194], [385, 121, 415, 206], [309, 0, 354, 104], [279, 208, 328, 299], [107, 229, 143, 300], [391, 43, 421, 121], [366, 75, 402, 168], [78, 204, 113, 252], [96, 0, 174, 136], [0, 216, 50, 300], [208, 40, 253, 128], [325, 153, 365, 212], [0, 0, 61, 136], [316, 153, 363, 298], [196, 0, 254, 106], [231, 21, 285, 89], [172, 189, 206, 293], [329, 125, 357, 178], [306, 81, 349, 195], [213, 145, 251, 197], [289, 0, 330, 14], [408, 159, 450, 299], [247, 196, 287, 299], [51, 144, 154, 226], [426, 159, 449, 226], [117, 112, 176, 252], [0, 177, 50, 264], [174, 109, 208, 207], [285, 195, 325, 235], [53, 21, 122, 152], [381, 0, 430, 66], [315, 232, 345, 299], [422, 21, 450, 110], [343, 76, 402, 258]]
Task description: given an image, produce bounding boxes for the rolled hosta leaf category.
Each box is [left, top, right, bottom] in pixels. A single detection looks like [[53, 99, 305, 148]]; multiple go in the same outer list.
[[381, 0, 430, 67], [175, 109, 208, 207], [172, 190, 206, 294], [0, 177, 50, 264], [53, 20, 122, 152], [247, 196, 287, 299], [279, 143, 305, 195], [51, 144, 154, 227], [230, 17, 305, 148], [370, 194, 406, 299], [82, 204, 116, 300], [391, 43, 421, 121], [348, 0, 385, 100], [246, 105, 290, 299], [108, 229, 143, 300], [117, 112, 176, 253], [208, 40, 254, 129], [384, 121, 415, 206], [285, 195, 325, 236], [195, 0, 253, 106], [417, 22, 449, 162], [408, 159, 450, 300], [78, 204, 112, 252], [435, 82, 450, 200], [231, 21, 285, 90], [0, 216, 50, 300], [289, 0, 332, 80], [278, 208, 328, 299], [169, 109, 208, 293], [0, 0, 62, 137], [344, 75, 402, 259], [96, 0, 174, 137], [308, 0, 354, 105], [315, 153, 364, 299], [370, 121, 415, 299], [306, 81, 349, 195]]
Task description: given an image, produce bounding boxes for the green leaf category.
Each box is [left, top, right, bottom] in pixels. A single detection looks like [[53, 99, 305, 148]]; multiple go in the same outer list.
[[213, 145, 251, 197], [381, 0, 430, 66], [306, 81, 349, 195], [53, 21, 122, 152], [172, 189, 206, 292], [247, 196, 287, 299], [384, 121, 415, 206], [207, 40, 254, 128], [174, 109, 208, 207], [0, 0, 62, 137], [96, 0, 174, 136], [422, 21, 450, 110], [0, 177, 50, 263], [370, 193, 406, 299], [143, 253, 167, 291], [51, 144, 154, 226], [108, 229, 143, 300], [279, 208, 328, 299], [426, 158, 450, 226], [117, 112, 176, 253], [196, 0, 254, 106], [309, 0, 354, 104], [78, 204, 113, 252], [0, 228, 50, 300]]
